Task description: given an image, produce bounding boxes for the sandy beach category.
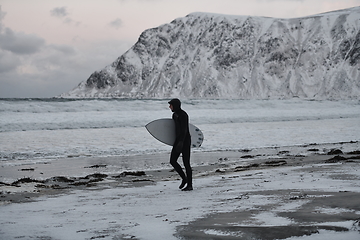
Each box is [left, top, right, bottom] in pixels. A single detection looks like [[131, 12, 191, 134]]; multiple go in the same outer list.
[[1, 142, 360, 240]]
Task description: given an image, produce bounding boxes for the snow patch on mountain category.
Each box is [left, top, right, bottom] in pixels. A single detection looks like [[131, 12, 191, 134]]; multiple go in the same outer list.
[[60, 7, 360, 99]]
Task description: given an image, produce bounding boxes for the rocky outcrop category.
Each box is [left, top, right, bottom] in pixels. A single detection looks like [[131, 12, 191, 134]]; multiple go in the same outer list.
[[61, 7, 360, 99]]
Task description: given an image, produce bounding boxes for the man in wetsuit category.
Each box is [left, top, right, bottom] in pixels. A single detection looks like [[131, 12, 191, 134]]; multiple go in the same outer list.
[[168, 98, 193, 191]]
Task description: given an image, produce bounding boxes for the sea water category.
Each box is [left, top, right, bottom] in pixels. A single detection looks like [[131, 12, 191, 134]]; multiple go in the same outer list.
[[0, 98, 359, 166]]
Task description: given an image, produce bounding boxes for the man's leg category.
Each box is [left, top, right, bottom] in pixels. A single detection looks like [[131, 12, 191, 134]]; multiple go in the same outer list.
[[182, 144, 192, 190], [170, 147, 187, 188]]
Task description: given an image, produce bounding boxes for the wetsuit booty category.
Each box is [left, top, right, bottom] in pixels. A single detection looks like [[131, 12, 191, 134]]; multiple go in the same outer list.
[[179, 179, 187, 189], [182, 185, 193, 191]]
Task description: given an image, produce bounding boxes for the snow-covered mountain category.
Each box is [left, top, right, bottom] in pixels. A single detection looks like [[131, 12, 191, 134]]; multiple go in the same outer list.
[[61, 7, 360, 99]]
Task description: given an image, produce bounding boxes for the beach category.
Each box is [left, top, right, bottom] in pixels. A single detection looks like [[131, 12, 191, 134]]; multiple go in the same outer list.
[[1, 142, 359, 240], [1, 98, 359, 239]]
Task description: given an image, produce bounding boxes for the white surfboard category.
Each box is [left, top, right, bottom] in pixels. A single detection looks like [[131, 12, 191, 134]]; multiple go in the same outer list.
[[145, 118, 204, 148]]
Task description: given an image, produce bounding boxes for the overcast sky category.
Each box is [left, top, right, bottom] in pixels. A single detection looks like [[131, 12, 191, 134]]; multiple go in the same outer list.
[[1, 0, 359, 98]]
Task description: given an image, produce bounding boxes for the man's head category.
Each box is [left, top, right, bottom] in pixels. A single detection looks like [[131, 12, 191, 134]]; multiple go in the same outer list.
[[168, 98, 181, 112]]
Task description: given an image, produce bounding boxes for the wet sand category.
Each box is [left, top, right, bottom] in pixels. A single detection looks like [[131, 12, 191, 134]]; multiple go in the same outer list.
[[0, 142, 360, 239]]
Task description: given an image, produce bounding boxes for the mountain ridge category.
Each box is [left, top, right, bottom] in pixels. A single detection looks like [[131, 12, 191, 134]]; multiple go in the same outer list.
[[60, 7, 360, 99]]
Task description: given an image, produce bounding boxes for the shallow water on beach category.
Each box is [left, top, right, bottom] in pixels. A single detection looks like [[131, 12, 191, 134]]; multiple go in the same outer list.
[[0, 98, 359, 166]]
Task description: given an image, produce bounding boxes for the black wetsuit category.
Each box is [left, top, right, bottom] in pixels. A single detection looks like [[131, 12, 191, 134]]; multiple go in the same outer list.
[[169, 99, 192, 189]]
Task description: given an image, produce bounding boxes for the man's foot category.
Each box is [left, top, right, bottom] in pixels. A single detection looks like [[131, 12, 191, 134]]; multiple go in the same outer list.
[[182, 185, 193, 191], [179, 179, 187, 189]]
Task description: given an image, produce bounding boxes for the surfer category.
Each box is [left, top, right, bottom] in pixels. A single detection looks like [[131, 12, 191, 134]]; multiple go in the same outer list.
[[168, 98, 193, 191]]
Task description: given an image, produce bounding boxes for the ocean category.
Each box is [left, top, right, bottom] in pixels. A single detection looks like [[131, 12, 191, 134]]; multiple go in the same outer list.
[[1, 98, 359, 168]]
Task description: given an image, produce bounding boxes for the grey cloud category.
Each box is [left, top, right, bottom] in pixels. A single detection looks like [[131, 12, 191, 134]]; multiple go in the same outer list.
[[0, 6, 6, 32], [0, 5, 133, 98], [49, 44, 76, 55], [0, 39, 133, 98], [50, 7, 81, 26], [0, 6, 82, 98], [0, 6, 5, 22], [0, 50, 19, 73], [109, 18, 123, 29], [50, 7, 68, 18], [63, 17, 81, 26], [0, 28, 45, 55]]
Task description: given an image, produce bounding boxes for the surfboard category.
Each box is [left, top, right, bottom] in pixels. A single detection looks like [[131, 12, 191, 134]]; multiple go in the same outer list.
[[145, 118, 204, 148]]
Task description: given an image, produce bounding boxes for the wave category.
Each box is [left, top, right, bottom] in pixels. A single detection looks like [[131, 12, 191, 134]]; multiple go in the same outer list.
[[1, 99, 359, 133], [0, 98, 359, 161]]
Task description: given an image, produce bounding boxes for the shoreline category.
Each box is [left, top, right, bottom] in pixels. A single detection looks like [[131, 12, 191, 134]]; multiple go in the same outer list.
[[1, 140, 359, 178], [1, 141, 359, 204], [1, 142, 360, 239]]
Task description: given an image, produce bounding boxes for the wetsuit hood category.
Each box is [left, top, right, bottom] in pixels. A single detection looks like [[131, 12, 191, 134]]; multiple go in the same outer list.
[[168, 98, 181, 112]]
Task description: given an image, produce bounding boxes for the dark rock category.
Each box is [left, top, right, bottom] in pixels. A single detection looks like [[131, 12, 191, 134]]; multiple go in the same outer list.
[[19, 168, 35, 171], [328, 149, 343, 155], [240, 149, 252, 153], [348, 150, 360, 155], [241, 155, 254, 159], [279, 151, 290, 154], [85, 164, 107, 168], [308, 148, 319, 152], [0, 181, 11, 186], [84, 173, 108, 179], [265, 160, 287, 166], [115, 171, 146, 178], [325, 155, 347, 163], [12, 177, 44, 186], [47, 176, 75, 183], [235, 163, 260, 171]]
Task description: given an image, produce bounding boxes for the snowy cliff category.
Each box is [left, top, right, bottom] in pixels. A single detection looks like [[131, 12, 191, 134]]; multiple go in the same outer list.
[[61, 7, 360, 99]]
